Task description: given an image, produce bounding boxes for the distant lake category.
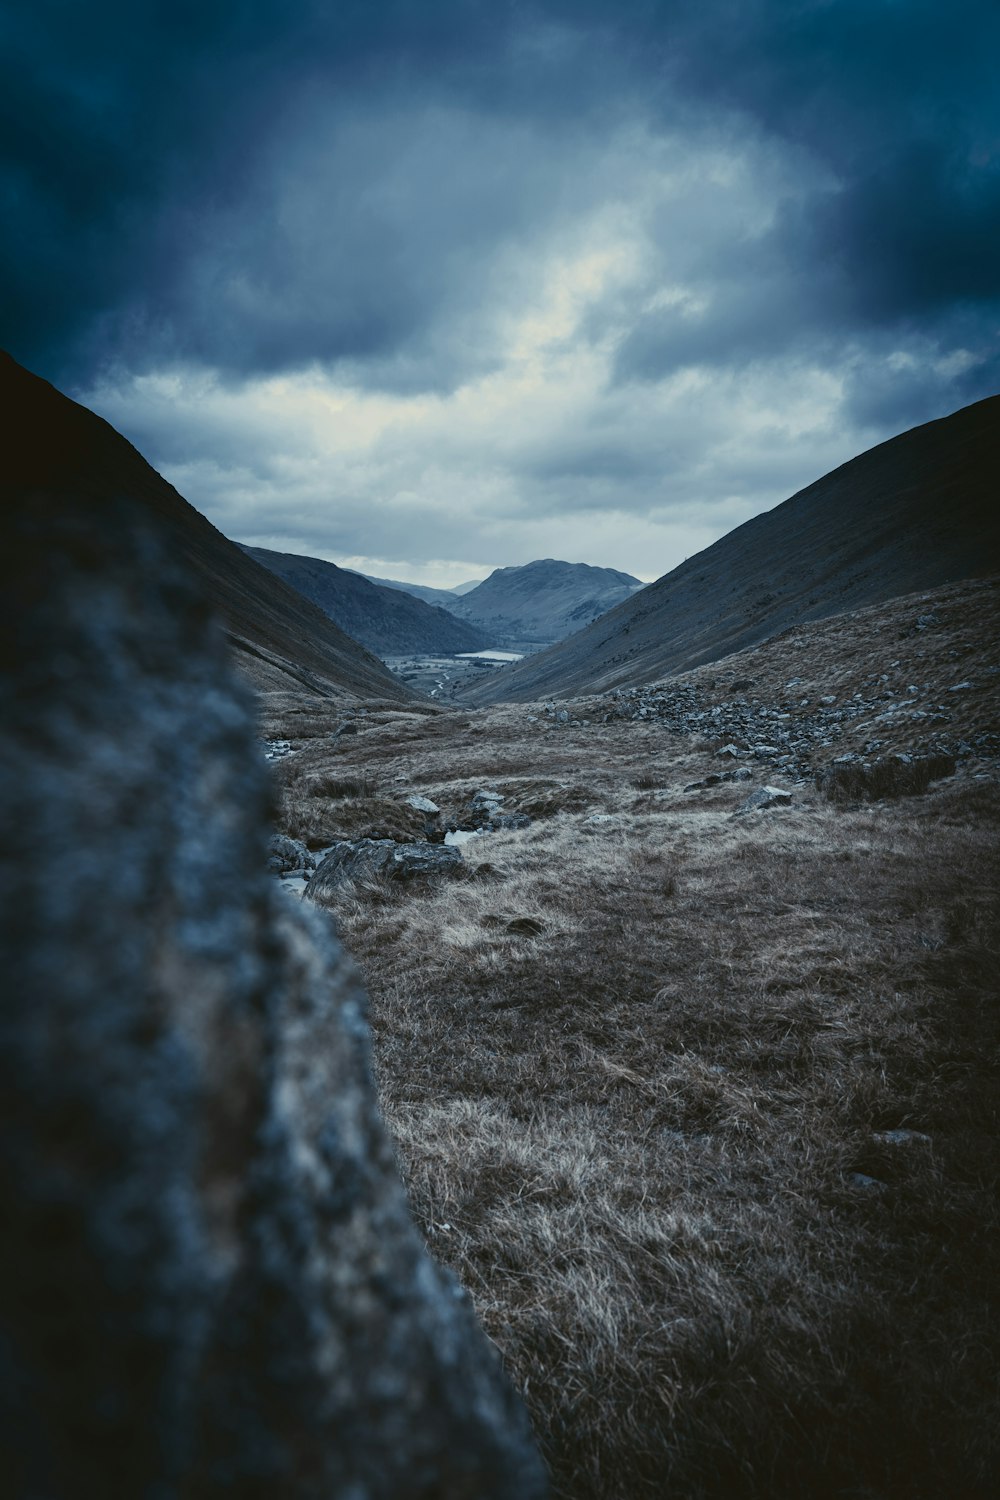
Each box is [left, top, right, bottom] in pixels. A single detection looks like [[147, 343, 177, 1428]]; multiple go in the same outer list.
[[456, 649, 524, 662]]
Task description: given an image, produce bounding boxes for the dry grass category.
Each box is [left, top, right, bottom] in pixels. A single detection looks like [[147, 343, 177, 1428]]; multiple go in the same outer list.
[[268, 613, 1000, 1497]]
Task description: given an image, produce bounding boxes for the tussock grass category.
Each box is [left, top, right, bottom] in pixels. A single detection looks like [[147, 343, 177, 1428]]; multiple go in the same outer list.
[[274, 677, 1000, 1498], [818, 753, 957, 804]]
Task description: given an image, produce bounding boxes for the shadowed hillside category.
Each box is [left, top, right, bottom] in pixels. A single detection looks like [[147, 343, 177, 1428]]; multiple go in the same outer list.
[[241, 545, 491, 657], [461, 396, 1000, 702], [0, 353, 414, 702]]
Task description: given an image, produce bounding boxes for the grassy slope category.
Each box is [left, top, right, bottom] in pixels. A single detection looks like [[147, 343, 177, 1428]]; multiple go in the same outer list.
[[1, 352, 413, 702], [461, 393, 1000, 703], [240, 544, 491, 656], [269, 578, 1000, 1499]]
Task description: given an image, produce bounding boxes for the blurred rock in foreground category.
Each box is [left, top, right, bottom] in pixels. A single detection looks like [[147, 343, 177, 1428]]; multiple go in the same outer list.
[[0, 484, 546, 1499]]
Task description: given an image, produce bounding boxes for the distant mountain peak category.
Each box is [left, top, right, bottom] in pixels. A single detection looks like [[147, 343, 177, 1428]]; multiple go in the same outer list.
[[446, 557, 646, 649]]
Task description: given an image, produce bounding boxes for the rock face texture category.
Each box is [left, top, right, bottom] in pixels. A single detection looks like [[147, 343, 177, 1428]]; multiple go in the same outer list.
[[306, 839, 465, 898], [0, 487, 546, 1497]]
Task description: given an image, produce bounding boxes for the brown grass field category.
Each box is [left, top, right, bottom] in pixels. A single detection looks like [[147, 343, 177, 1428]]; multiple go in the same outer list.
[[263, 580, 1000, 1499]]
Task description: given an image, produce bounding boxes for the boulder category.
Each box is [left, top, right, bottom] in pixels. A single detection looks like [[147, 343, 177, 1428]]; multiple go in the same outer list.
[[490, 812, 532, 831], [306, 838, 464, 897], [267, 832, 315, 873], [405, 794, 440, 814], [0, 488, 545, 1499], [734, 785, 793, 815]]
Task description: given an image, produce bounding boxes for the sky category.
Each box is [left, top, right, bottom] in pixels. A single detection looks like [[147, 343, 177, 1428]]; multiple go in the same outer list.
[[4, 2, 999, 587]]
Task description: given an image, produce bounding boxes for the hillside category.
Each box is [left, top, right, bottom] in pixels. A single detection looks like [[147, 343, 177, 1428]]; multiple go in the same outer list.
[[242, 546, 491, 656], [450, 558, 645, 648], [461, 395, 1000, 703], [0, 353, 413, 702], [362, 573, 467, 607]]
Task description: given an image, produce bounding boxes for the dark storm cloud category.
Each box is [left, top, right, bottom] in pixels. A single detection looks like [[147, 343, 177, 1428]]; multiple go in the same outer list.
[[3, 1, 997, 429], [1, 1, 528, 382], [602, 0, 1000, 418]]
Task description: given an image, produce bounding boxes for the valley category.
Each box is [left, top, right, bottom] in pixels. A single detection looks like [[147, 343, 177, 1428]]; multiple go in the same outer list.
[[6, 351, 999, 1499], [9, 9, 1000, 1496], [263, 573, 1000, 1500], [384, 648, 526, 699]]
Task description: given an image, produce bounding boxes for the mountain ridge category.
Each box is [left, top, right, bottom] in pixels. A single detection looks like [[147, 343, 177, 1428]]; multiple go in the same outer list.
[[459, 394, 1000, 703], [242, 546, 491, 657], [1, 353, 414, 702], [447, 558, 646, 648]]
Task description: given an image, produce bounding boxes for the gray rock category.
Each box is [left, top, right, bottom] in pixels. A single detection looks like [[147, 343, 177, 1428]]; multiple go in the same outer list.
[[849, 1173, 887, 1193], [466, 789, 513, 829], [734, 785, 793, 815], [0, 490, 545, 1499], [489, 813, 532, 831], [267, 832, 316, 873], [470, 789, 505, 809], [306, 839, 464, 896], [582, 813, 620, 832], [262, 737, 294, 761], [873, 1129, 932, 1146], [406, 794, 440, 814]]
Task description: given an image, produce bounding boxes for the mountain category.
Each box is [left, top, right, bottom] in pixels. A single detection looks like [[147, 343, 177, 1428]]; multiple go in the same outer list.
[[360, 573, 464, 608], [0, 353, 413, 702], [449, 559, 646, 648], [243, 547, 491, 655], [460, 394, 1000, 704], [449, 578, 483, 595]]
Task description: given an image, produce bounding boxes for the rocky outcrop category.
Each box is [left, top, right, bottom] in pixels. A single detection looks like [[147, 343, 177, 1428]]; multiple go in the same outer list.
[[267, 832, 316, 873], [733, 784, 794, 815], [306, 838, 464, 899], [567, 671, 998, 782], [462, 790, 532, 832], [0, 487, 546, 1498]]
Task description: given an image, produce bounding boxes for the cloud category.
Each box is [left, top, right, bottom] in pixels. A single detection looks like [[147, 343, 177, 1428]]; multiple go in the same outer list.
[[4, 1, 997, 582]]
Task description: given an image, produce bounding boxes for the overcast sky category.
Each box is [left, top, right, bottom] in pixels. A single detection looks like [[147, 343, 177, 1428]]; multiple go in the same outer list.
[[5, 2, 998, 585]]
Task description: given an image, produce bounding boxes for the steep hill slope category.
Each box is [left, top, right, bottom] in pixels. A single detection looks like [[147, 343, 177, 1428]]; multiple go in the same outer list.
[[242, 546, 491, 656], [0, 353, 413, 701], [361, 574, 466, 608], [450, 559, 645, 648], [462, 395, 1000, 703]]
